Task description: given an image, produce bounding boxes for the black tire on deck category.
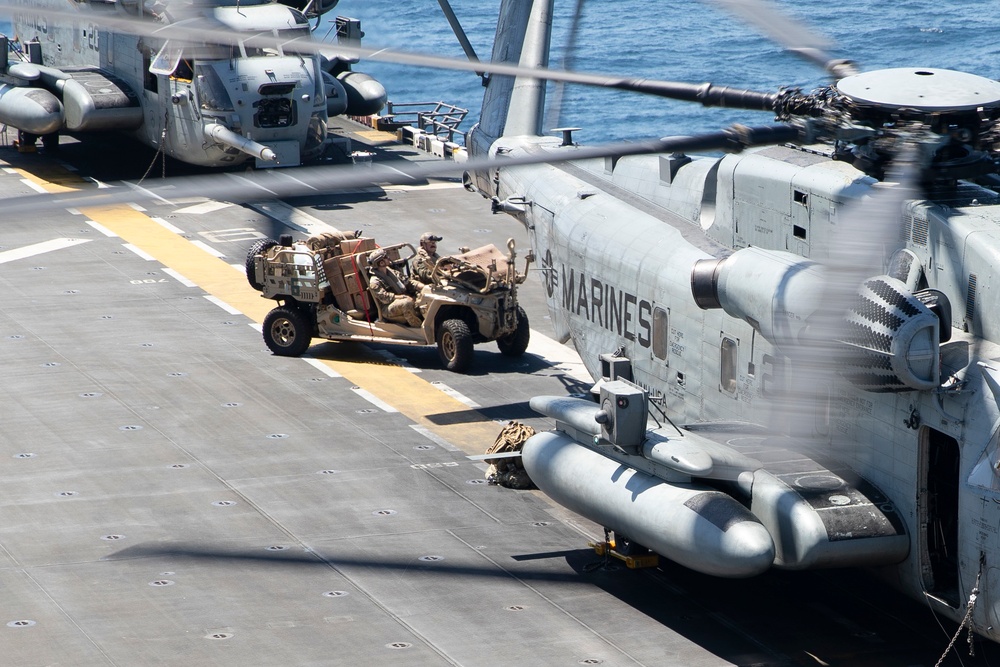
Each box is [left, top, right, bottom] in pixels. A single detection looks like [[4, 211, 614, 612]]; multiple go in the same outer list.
[[262, 306, 312, 357], [497, 306, 530, 357], [437, 318, 474, 373]]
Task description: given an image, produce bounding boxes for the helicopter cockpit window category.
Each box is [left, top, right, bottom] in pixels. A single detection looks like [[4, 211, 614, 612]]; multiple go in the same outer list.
[[241, 27, 311, 57], [195, 65, 235, 112], [720, 336, 738, 395]]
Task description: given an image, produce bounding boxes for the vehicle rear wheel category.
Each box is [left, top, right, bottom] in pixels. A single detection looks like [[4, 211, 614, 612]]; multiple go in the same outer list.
[[263, 306, 312, 357], [497, 306, 530, 357], [437, 318, 474, 373], [245, 238, 278, 290]]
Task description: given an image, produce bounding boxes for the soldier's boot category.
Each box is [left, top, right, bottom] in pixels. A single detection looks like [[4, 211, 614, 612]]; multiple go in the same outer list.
[[405, 312, 422, 327]]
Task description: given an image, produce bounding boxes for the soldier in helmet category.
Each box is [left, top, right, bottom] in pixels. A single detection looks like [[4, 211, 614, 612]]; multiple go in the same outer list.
[[367, 248, 425, 327], [411, 232, 445, 284]]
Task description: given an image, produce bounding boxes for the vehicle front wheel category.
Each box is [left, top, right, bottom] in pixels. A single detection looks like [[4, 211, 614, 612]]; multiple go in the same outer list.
[[497, 306, 530, 357], [437, 318, 474, 373], [263, 306, 312, 357]]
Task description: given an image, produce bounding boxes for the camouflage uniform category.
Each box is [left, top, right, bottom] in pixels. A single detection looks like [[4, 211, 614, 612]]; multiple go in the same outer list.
[[411, 246, 440, 284], [411, 232, 444, 284], [368, 265, 426, 327]]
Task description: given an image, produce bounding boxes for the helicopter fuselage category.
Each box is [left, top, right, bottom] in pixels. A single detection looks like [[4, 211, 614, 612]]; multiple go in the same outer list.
[[6, 0, 360, 167], [480, 131, 1000, 639]]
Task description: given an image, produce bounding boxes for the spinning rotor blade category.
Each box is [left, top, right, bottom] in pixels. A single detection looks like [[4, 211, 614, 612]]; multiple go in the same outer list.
[[0, 1, 781, 113], [544, 0, 586, 131], [773, 144, 920, 438], [708, 0, 859, 79], [0, 124, 803, 215]]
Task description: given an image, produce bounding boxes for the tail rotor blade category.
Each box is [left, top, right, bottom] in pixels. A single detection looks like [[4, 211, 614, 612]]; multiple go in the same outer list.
[[543, 0, 586, 133]]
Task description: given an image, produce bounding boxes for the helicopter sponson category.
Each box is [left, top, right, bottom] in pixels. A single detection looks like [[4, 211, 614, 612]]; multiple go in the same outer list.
[[520, 382, 909, 576]]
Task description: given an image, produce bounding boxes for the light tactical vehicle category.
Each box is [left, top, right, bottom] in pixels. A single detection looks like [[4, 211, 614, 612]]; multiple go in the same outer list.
[[246, 231, 532, 372]]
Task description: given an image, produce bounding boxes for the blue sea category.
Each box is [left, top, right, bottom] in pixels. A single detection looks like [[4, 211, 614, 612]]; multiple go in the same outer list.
[[333, 0, 998, 144], [0, 2, 994, 146]]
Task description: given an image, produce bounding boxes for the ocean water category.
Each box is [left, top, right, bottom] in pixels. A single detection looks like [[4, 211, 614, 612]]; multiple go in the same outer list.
[[0, 2, 993, 147], [333, 0, 998, 144]]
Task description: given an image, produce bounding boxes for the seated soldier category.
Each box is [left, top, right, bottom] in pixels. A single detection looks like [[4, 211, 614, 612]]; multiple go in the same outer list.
[[411, 232, 445, 284], [367, 248, 426, 327]]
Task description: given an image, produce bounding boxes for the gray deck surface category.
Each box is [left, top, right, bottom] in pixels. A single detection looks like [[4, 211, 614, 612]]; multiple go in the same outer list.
[[0, 120, 996, 666]]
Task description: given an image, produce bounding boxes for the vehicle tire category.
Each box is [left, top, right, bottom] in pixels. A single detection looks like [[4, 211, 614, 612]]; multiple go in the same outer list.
[[497, 306, 530, 357], [245, 238, 278, 290], [437, 318, 474, 373], [263, 306, 312, 357]]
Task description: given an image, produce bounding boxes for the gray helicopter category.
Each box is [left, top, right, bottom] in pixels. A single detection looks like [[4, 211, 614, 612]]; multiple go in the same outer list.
[[0, 0, 386, 167], [4, 0, 1000, 652], [459, 0, 1000, 649]]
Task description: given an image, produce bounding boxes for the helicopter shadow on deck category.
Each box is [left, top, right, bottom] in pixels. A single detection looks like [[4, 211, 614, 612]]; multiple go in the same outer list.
[[285, 191, 393, 212], [558, 550, 1000, 667]]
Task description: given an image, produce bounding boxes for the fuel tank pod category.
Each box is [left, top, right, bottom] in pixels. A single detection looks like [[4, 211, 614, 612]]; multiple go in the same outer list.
[[336, 71, 387, 116], [0, 84, 63, 135], [521, 432, 775, 577]]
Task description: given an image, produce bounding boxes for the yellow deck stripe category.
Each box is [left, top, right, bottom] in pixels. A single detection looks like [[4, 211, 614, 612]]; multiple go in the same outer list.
[[21, 168, 501, 453]]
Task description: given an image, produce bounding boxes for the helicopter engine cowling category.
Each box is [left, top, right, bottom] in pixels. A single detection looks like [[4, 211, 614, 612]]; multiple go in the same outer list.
[[692, 247, 940, 392], [336, 71, 387, 116]]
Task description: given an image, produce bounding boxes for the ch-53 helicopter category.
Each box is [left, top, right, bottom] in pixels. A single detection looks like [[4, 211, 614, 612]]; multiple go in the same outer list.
[[461, 0, 1000, 650], [0, 0, 386, 167], [5, 0, 1000, 653]]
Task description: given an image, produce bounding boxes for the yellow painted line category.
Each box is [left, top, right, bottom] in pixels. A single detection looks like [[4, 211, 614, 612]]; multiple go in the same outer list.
[[354, 129, 399, 143], [19, 167, 501, 454]]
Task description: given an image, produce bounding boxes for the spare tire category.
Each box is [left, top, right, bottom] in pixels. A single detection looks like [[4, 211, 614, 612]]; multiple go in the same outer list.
[[245, 238, 278, 290]]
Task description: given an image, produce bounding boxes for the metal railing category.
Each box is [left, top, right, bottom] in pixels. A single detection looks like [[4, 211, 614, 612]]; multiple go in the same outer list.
[[384, 101, 468, 145]]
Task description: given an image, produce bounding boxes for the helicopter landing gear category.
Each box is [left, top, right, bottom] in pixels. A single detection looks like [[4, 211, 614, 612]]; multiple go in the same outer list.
[[15, 131, 37, 153]]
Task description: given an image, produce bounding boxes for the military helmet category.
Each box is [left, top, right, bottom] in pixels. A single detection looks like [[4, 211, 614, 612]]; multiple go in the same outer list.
[[368, 248, 388, 265]]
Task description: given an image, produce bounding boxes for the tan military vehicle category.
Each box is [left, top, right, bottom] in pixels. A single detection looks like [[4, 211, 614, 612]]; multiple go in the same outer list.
[[246, 231, 533, 372]]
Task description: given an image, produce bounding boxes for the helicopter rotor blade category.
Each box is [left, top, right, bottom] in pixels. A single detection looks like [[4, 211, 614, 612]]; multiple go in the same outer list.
[[0, 124, 803, 215], [543, 0, 586, 132], [436, 0, 486, 79], [0, 1, 781, 113], [771, 143, 921, 438], [706, 0, 859, 79]]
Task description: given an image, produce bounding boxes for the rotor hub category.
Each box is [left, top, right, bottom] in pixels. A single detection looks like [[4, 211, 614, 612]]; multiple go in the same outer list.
[[836, 68, 1000, 112]]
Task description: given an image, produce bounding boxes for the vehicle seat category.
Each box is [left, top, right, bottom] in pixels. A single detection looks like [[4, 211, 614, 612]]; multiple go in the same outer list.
[[345, 259, 382, 322]]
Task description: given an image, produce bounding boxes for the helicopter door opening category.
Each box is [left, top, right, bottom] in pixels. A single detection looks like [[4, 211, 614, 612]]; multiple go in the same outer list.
[[920, 426, 960, 607]]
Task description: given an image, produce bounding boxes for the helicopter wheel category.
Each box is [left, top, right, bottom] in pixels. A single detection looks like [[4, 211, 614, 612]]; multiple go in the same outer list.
[[613, 532, 649, 557]]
